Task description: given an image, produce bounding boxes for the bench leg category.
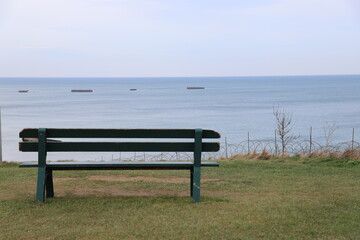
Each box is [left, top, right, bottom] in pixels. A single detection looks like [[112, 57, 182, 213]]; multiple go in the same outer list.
[[190, 168, 193, 197], [191, 166, 201, 202], [46, 169, 54, 198], [36, 166, 46, 203]]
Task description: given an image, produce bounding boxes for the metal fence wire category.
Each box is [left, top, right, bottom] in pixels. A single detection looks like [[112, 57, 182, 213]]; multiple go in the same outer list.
[[105, 138, 359, 161]]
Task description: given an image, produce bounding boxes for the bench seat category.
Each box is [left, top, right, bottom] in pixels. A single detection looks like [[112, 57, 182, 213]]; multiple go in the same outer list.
[[19, 161, 219, 170], [19, 128, 221, 203]]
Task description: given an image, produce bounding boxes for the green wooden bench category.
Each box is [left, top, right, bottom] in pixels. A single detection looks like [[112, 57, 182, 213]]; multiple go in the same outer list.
[[19, 128, 220, 203]]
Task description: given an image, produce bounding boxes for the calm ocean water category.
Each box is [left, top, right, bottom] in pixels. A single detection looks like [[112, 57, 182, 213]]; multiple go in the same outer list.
[[0, 75, 359, 162]]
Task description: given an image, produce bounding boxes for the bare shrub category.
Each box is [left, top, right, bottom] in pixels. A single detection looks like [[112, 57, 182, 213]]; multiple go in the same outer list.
[[323, 122, 338, 153], [273, 106, 297, 154]]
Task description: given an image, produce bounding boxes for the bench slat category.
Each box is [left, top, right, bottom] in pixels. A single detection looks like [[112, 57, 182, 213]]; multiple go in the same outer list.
[[20, 128, 221, 139], [19, 142, 220, 152], [19, 161, 219, 170]]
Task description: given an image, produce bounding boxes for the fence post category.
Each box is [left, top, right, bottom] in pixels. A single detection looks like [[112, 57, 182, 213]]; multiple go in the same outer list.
[[274, 130, 277, 155], [225, 137, 228, 158], [309, 126, 312, 154], [0, 107, 2, 162], [247, 132, 250, 154], [352, 128, 355, 150]]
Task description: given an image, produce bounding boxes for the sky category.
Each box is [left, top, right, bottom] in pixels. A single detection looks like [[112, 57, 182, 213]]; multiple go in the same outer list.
[[0, 0, 359, 77]]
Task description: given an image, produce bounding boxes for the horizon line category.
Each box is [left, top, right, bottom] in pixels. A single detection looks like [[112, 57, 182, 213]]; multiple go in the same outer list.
[[0, 73, 359, 79]]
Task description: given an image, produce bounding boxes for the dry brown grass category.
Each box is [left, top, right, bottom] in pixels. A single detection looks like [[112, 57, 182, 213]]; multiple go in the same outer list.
[[87, 175, 219, 183], [279, 152, 290, 158], [306, 149, 360, 160], [249, 150, 258, 159], [329, 151, 342, 159], [342, 148, 360, 160], [308, 150, 326, 158], [257, 148, 272, 160], [294, 153, 306, 158], [229, 148, 360, 162], [231, 153, 246, 159]]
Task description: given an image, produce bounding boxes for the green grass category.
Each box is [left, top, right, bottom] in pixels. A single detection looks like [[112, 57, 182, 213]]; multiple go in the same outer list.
[[1, 157, 360, 240]]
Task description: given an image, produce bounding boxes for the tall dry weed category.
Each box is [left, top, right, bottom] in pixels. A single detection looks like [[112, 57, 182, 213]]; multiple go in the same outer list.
[[249, 150, 259, 159], [258, 148, 272, 160], [279, 152, 290, 158], [294, 153, 306, 158], [329, 151, 341, 159], [342, 149, 360, 160]]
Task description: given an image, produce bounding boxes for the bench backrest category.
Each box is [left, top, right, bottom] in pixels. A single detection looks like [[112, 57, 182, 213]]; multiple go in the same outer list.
[[19, 128, 221, 153]]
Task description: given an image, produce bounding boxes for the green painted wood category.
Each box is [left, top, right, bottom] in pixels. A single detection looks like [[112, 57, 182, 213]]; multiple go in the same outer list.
[[192, 167, 201, 202], [45, 169, 54, 198], [190, 168, 193, 197], [20, 128, 221, 139], [19, 161, 220, 169], [192, 128, 202, 202], [19, 142, 220, 152], [19, 128, 221, 203], [36, 167, 46, 203], [37, 129, 47, 167], [36, 128, 46, 203], [194, 129, 202, 167]]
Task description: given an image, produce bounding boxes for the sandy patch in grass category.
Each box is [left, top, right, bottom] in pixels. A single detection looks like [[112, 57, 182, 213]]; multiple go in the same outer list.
[[56, 187, 189, 197], [52, 175, 221, 198], [87, 175, 219, 183], [54, 177, 79, 183], [1, 175, 221, 199]]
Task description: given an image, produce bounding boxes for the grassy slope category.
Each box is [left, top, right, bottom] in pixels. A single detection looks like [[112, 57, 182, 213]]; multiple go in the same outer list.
[[0, 158, 359, 240]]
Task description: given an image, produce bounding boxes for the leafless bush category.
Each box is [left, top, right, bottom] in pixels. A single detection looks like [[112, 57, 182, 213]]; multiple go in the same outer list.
[[273, 106, 298, 154], [323, 122, 338, 153]]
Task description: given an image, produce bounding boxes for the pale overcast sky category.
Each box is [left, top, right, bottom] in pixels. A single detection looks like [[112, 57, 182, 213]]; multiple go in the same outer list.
[[0, 0, 359, 77]]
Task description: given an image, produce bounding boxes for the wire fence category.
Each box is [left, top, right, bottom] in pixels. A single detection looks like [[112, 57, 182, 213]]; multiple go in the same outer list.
[[219, 138, 360, 158], [106, 129, 359, 161]]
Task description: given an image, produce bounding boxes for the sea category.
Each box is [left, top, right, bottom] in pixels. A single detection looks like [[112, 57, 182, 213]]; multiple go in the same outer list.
[[0, 75, 359, 162]]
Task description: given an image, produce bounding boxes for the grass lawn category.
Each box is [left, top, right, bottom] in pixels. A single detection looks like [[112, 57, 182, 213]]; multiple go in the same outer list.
[[0, 157, 360, 239]]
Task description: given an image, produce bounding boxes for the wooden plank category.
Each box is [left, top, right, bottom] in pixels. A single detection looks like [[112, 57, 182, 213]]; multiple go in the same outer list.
[[19, 142, 220, 152], [45, 169, 54, 198], [23, 138, 61, 143], [194, 129, 202, 167], [19, 128, 221, 139], [36, 128, 46, 203], [19, 161, 220, 170], [192, 128, 202, 202]]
